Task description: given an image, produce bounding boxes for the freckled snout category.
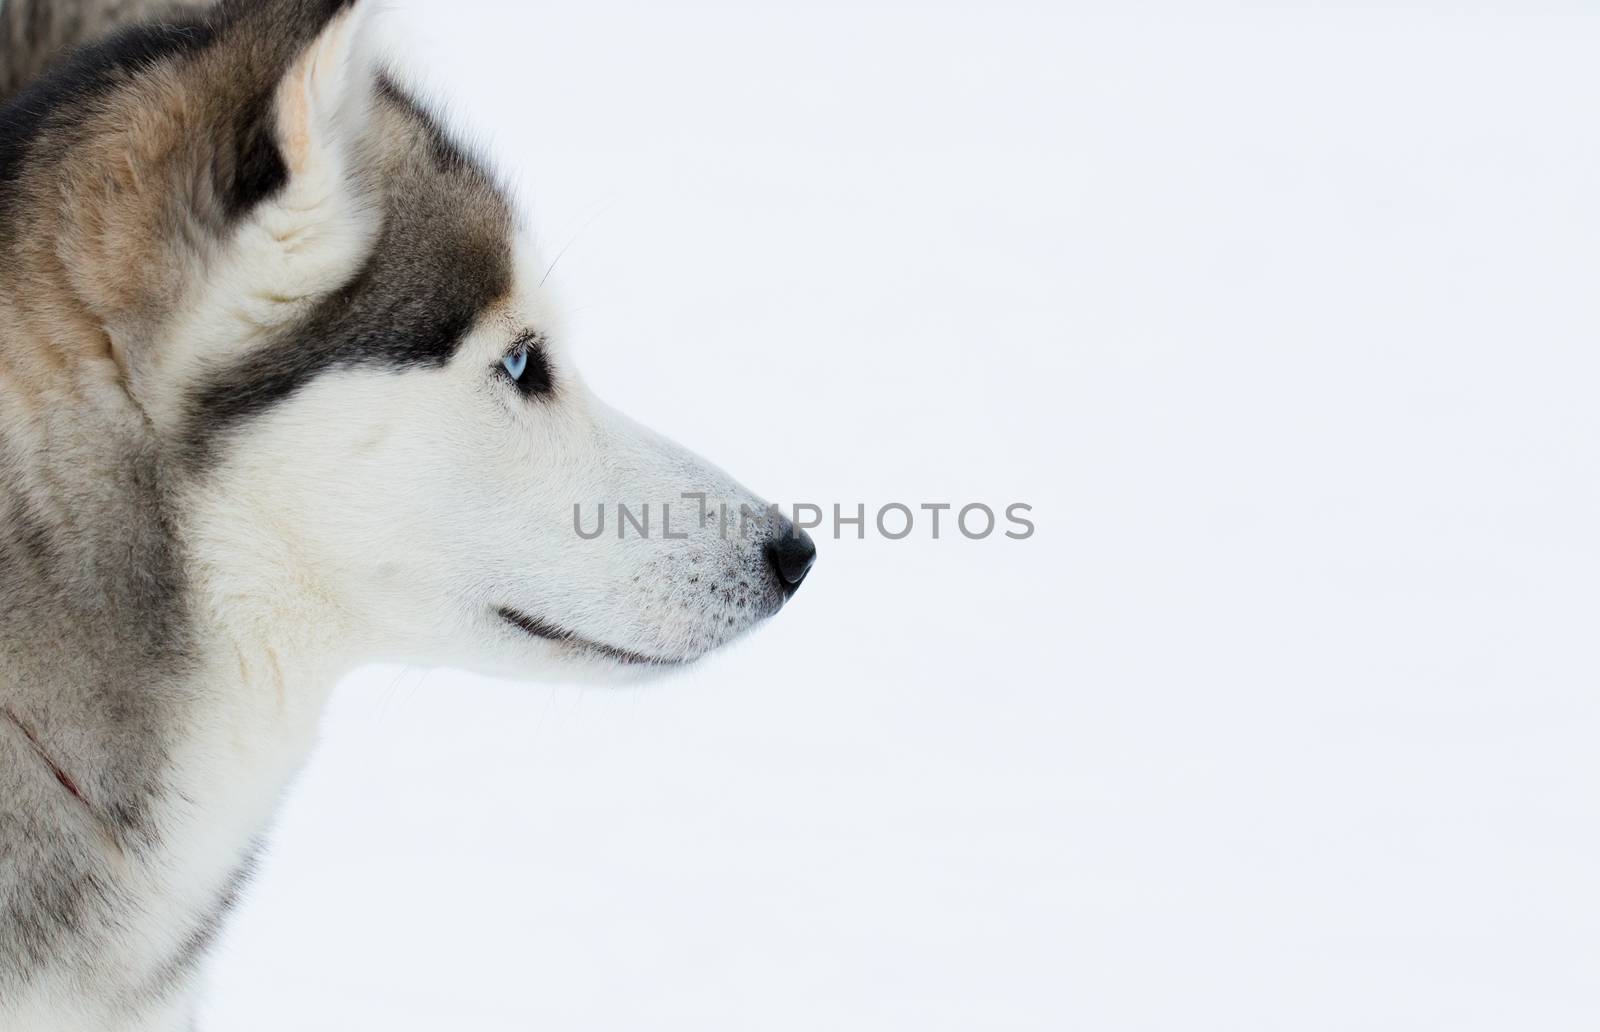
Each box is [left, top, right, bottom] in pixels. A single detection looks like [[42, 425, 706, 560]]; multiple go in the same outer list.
[[765, 514, 817, 597]]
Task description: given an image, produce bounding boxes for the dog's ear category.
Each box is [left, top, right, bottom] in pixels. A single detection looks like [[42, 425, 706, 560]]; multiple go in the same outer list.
[[217, 0, 374, 220], [71, 0, 382, 423]]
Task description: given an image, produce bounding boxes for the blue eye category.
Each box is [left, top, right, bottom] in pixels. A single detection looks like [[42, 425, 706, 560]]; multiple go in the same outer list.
[[497, 333, 555, 398]]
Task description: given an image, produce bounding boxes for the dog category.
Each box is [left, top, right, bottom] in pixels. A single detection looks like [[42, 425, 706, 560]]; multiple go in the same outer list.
[[0, 1, 816, 1027]]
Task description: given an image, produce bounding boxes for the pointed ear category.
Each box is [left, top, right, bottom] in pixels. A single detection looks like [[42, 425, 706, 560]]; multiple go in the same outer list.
[[108, 1, 382, 425], [218, 0, 375, 219], [272, 1, 371, 181]]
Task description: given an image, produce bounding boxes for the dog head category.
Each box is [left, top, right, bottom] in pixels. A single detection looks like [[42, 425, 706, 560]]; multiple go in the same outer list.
[[1, 0, 814, 676]]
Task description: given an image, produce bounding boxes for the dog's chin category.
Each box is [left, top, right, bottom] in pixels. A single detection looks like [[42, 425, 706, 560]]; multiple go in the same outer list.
[[494, 606, 698, 680]]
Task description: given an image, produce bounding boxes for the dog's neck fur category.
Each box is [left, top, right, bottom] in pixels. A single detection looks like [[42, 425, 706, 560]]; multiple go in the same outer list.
[[0, 396, 355, 1026], [0, 263, 347, 734], [0, 223, 358, 1028]]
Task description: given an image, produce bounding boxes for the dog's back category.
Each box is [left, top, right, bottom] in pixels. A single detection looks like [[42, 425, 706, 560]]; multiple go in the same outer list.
[[0, 0, 210, 105]]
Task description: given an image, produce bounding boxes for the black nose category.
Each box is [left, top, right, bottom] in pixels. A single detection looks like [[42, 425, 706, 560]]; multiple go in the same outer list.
[[766, 519, 817, 595]]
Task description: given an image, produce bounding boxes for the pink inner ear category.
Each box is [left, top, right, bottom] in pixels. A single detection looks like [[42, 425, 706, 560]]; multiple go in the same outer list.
[[277, 67, 316, 176], [274, 5, 367, 177]]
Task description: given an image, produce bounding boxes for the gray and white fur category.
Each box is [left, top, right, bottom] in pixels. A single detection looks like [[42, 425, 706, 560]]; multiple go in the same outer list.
[[0, 2, 815, 1028]]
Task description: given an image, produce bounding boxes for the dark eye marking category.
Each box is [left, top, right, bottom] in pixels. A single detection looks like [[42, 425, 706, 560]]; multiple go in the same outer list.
[[497, 331, 554, 398]]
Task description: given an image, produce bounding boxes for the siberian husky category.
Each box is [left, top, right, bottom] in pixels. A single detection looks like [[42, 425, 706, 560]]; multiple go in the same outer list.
[[0, 1, 817, 1027]]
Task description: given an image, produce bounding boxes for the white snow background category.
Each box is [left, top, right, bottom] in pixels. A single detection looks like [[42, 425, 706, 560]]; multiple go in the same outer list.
[[200, 2, 1599, 1029]]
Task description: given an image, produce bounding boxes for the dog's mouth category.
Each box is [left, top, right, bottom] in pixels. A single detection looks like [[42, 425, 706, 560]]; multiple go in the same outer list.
[[496, 607, 682, 668]]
